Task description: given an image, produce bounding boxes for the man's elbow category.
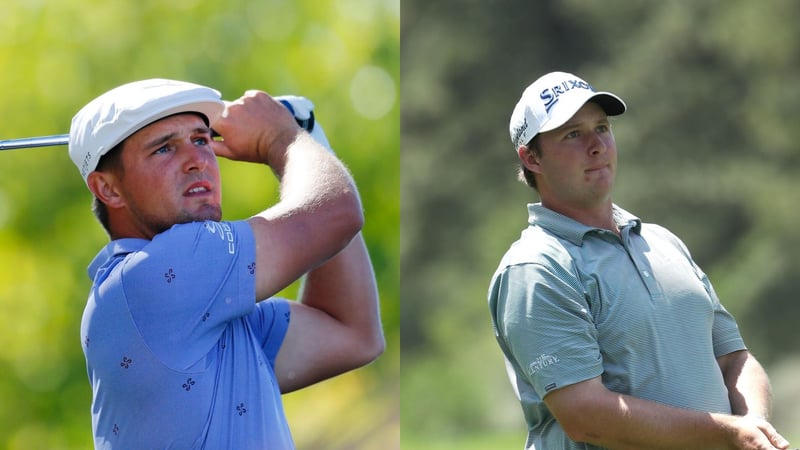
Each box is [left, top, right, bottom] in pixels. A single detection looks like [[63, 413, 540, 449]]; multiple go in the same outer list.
[[368, 334, 386, 362], [332, 188, 364, 242], [559, 418, 598, 445], [346, 190, 365, 232], [352, 331, 385, 369]]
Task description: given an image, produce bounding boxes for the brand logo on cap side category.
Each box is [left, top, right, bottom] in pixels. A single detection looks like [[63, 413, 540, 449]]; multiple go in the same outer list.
[[80, 151, 93, 178], [511, 115, 528, 147], [540, 79, 594, 113]]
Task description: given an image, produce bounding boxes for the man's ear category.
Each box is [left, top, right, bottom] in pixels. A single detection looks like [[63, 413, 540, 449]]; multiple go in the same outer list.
[[517, 145, 542, 174], [86, 171, 125, 209]]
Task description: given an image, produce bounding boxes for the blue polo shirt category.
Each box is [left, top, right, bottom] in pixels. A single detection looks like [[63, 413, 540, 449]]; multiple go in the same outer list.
[[488, 204, 745, 450], [81, 220, 294, 449]]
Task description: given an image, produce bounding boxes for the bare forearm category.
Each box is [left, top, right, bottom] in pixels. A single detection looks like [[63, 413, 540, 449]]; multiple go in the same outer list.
[[266, 132, 363, 227], [247, 133, 363, 299], [558, 391, 722, 449], [261, 131, 363, 263], [720, 350, 772, 419], [547, 378, 788, 449]]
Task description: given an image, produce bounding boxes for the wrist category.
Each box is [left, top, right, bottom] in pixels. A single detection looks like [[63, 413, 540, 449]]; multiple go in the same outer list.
[[259, 126, 302, 167]]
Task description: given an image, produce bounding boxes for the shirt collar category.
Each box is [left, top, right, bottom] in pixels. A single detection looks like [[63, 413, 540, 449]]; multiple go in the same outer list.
[[527, 203, 642, 245], [88, 238, 150, 279]]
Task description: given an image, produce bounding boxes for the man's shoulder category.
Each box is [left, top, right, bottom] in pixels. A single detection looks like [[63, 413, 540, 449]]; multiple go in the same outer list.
[[155, 220, 248, 240], [148, 220, 253, 251], [110, 220, 254, 281], [488, 225, 581, 319], [496, 225, 575, 272]]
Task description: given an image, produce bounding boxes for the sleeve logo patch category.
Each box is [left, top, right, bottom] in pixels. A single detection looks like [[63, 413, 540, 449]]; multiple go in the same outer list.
[[204, 221, 236, 254], [527, 354, 560, 377]]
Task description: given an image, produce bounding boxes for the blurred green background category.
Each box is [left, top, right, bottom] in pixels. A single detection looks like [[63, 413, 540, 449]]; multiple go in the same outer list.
[[402, 0, 800, 448], [0, 0, 398, 448]]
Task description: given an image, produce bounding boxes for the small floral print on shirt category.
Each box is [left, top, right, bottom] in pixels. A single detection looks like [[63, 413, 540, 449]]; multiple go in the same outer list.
[[164, 268, 176, 283]]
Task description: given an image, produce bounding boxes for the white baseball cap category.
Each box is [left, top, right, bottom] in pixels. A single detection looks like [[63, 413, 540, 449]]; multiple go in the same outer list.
[[69, 78, 224, 183], [509, 71, 626, 150]]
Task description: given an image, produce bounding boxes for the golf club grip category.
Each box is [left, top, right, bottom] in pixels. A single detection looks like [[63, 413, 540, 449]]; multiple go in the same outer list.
[[278, 100, 315, 132]]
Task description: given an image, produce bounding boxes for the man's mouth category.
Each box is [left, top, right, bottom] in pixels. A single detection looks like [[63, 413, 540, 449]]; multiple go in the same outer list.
[[586, 163, 609, 173], [185, 182, 213, 196]]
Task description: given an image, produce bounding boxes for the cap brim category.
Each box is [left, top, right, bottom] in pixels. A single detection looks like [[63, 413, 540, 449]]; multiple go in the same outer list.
[[96, 99, 224, 160], [540, 91, 626, 133]]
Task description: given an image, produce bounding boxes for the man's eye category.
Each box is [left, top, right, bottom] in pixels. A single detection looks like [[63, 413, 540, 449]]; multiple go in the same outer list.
[[565, 130, 580, 139], [153, 145, 171, 155], [193, 137, 209, 146]]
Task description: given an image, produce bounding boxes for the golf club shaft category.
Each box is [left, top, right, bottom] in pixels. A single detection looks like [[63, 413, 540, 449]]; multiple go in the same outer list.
[[0, 134, 69, 151], [0, 104, 313, 152]]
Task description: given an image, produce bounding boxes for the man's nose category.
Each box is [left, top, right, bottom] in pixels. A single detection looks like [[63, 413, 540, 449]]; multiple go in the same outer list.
[[182, 142, 212, 172], [588, 132, 607, 154]]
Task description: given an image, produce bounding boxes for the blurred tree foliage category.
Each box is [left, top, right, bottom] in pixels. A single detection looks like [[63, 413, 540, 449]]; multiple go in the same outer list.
[[0, 0, 399, 448], [402, 0, 800, 446]]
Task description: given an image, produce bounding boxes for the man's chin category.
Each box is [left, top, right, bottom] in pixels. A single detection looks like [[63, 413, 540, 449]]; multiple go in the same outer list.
[[181, 205, 223, 224]]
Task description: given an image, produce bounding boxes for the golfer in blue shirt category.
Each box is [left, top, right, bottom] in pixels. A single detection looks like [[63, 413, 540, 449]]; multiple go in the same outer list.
[[69, 79, 384, 449]]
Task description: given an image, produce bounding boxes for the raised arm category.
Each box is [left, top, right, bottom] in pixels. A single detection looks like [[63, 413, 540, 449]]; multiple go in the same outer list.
[[211, 90, 363, 300], [544, 377, 790, 449], [274, 232, 384, 392]]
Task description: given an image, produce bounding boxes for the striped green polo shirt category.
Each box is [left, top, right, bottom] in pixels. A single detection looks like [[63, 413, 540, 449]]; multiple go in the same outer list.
[[488, 203, 745, 450]]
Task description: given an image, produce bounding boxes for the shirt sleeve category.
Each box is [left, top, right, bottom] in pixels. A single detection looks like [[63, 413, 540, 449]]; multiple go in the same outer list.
[[694, 264, 747, 357], [246, 298, 291, 367], [493, 262, 604, 399], [121, 220, 257, 370]]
